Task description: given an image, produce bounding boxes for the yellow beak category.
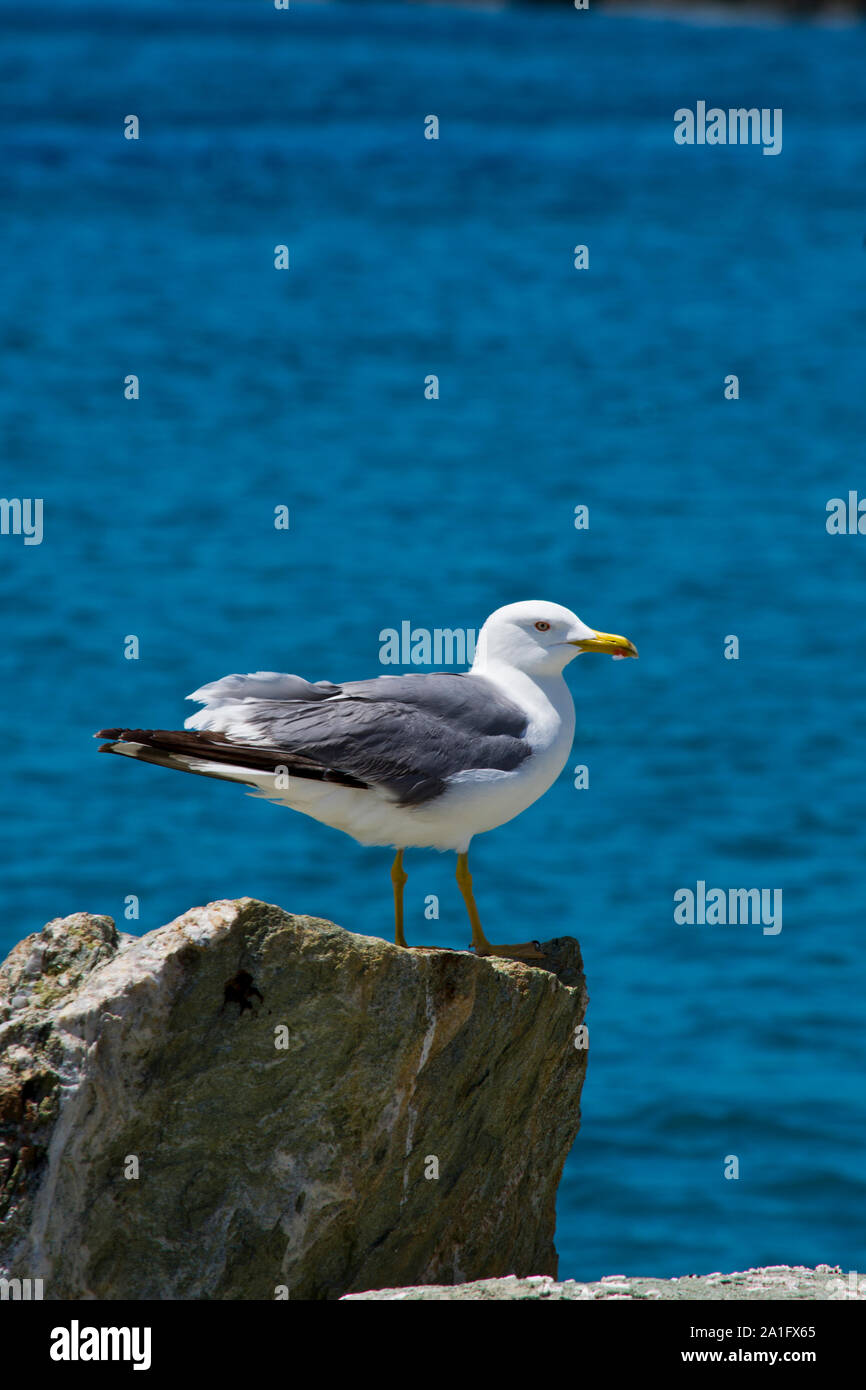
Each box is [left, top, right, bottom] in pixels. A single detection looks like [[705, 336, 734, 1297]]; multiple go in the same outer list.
[[570, 630, 639, 659]]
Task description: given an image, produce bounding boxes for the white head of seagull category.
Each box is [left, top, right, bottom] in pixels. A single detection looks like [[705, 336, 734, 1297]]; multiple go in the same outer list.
[[472, 600, 638, 678]]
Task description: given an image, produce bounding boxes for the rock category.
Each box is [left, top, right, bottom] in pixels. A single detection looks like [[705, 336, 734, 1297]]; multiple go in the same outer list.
[[0, 899, 588, 1300], [342, 1266, 866, 1301]]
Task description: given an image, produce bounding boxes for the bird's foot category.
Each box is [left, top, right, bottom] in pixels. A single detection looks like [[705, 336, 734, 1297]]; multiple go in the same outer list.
[[471, 940, 546, 961]]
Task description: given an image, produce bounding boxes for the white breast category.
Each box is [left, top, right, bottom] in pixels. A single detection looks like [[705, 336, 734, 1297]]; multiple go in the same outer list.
[[426, 663, 575, 845], [245, 662, 575, 854]]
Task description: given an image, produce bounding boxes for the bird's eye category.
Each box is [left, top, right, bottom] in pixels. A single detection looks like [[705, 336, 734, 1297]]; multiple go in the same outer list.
[[535, 621, 550, 632]]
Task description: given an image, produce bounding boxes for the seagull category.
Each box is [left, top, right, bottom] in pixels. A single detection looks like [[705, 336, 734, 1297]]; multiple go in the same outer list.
[[96, 600, 637, 960]]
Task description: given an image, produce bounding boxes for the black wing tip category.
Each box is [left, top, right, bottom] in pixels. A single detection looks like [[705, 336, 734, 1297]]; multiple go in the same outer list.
[[92, 726, 372, 792]]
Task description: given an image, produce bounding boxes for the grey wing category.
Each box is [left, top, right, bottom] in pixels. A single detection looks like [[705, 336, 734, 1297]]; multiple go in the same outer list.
[[185, 671, 530, 806]]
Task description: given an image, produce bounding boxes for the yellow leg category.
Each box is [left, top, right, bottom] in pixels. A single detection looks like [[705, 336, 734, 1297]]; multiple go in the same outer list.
[[392, 849, 409, 948], [455, 852, 545, 960]]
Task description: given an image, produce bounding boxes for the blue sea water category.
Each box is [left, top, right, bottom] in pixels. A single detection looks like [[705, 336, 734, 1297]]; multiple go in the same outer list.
[[2, 0, 865, 1284]]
